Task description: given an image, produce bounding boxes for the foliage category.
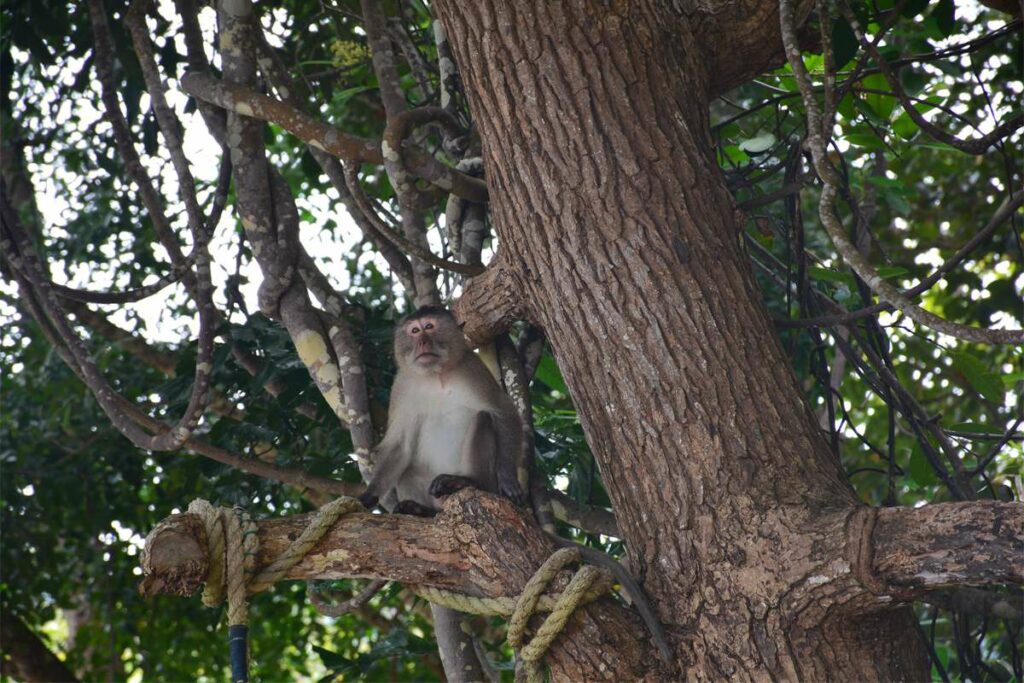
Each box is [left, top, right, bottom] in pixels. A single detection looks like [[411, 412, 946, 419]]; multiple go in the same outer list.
[[1, 0, 1020, 680]]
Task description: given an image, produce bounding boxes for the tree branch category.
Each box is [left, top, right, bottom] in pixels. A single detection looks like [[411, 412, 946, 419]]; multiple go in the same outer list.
[[837, 1, 1023, 155], [778, 0, 1024, 345], [870, 502, 1024, 598], [548, 491, 620, 539], [179, 71, 382, 163], [694, 0, 816, 97], [140, 490, 663, 680], [0, 611, 79, 683]]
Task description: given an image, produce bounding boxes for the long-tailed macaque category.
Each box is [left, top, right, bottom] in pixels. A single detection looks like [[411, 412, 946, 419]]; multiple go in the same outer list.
[[360, 306, 673, 664], [359, 305, 524, 512]]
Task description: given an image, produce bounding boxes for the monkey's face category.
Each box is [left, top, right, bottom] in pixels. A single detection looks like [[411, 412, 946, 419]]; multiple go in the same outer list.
[[396, 313, 466, 372]]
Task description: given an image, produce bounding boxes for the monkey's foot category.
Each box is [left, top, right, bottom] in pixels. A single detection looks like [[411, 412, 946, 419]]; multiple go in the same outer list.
[[393, 499, 437, 517], [428, 474, 479, 498]]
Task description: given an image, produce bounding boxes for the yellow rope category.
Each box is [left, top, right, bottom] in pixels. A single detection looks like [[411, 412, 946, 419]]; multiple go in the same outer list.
[[249, 497, 362, 593], [415, 547, 613, 683], [188, 497, 360, 625]]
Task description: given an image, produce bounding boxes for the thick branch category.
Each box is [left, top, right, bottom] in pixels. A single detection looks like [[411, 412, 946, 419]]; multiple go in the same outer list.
[[693, 0, 816, 96], [871, 502, 1024, 597], [180, 72, 486, 203], [141, 491, 663, 680], [180, 71, 382, 163]]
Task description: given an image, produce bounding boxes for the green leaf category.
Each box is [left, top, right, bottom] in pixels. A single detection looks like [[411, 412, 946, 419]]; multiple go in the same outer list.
[[914, 141, 960, 153], [861, 73, 896, 120], [313, 644, 349, 669], [844, 133, 885, 149], [865, 175, 901, 188], [933, 0, 956, 37], [535, 354, 569, 395], [898, 68, 928, 96], [900, 0, 930, 17], [908, 446, 938, 487], [331, 85, 372, 107], [854, 98, 887, 126], [892, 112, 919, 140], [837, 93, 857, 120], [951, 351, 1003, 402], [1001, 371, 1024, 386], [720, 145, 750, 164], [739, 133, 777, 155], [802, 54, 824, 74], [831, 19, 859, 68], [808, 266, 856, 286], [879, 187, 913, 216]]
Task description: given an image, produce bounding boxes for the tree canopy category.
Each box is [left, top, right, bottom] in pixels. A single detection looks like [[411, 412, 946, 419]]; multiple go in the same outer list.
[[1, 0, 1021, 680]]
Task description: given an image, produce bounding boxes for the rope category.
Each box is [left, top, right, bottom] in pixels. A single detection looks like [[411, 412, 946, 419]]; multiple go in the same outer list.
[[187, 497, 362, 682], [415, 547, 613, 683]]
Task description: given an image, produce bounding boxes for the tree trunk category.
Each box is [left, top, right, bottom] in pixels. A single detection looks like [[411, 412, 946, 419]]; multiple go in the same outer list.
[[433, 2, 931, 678]]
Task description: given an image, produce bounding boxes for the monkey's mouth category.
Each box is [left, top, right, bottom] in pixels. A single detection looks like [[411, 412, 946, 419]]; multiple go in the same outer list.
[[416, 352, 440, 361]]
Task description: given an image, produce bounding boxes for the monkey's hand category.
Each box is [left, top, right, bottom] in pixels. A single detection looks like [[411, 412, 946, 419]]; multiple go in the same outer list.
[[358, 491, 379, 510], [497, 472, 526, 507], [428, 474, 479, 498]]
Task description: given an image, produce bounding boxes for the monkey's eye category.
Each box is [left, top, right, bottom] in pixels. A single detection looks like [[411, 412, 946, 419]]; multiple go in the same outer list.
[[424, 323, 434, 330], [410, 326, 420, 334]]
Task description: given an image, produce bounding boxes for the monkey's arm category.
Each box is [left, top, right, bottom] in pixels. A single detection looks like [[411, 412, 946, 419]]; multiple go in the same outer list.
[[360, 438, 413, 509]]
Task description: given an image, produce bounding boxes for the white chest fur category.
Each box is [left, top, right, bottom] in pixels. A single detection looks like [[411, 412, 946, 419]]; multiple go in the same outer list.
[[406, 374, 483, 475]]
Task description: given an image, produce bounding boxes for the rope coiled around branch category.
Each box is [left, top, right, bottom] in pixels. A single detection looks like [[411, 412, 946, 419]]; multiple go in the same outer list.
[[415, 547, 613, 683], [188, 499, 611, 683]]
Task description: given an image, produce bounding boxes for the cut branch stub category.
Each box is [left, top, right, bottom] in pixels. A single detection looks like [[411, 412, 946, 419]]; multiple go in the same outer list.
[[139, 512, 210, 597]]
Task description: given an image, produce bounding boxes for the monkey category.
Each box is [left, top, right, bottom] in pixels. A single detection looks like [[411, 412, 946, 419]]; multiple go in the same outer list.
[[358, 304, 525, 513], [360, 306, 674, 665]]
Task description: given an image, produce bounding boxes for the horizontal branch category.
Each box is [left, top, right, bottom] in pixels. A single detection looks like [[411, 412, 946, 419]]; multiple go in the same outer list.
[[870, 502, 1024, 598], [141, 490, 663, 679]]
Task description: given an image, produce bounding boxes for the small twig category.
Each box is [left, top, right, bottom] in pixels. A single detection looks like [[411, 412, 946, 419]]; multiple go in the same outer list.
[[309, 579, 389, 617], [837, 0, 1023, 155], [779, 0, 1024, 345], [776, 191, 1024, 328]]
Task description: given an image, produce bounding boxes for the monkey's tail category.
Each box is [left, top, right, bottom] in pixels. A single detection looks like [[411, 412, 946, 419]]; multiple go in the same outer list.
[[551, 538, 674, 665]]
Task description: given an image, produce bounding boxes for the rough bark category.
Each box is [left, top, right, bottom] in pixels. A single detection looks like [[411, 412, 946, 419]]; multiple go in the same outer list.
[[429, 2, 939, 679], [871, 502, 1024, 595]]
